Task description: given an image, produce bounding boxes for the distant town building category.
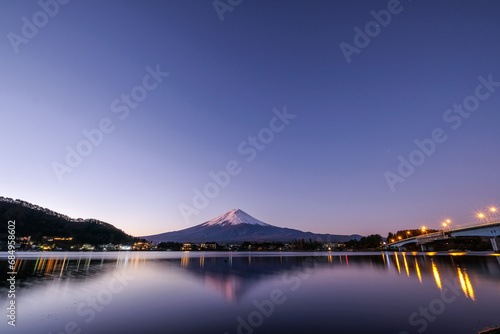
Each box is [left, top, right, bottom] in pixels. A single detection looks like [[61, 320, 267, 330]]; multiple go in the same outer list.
[[200, 243, 217, 250], [133, 241, 152, 251], [80, 244, 95, 251]]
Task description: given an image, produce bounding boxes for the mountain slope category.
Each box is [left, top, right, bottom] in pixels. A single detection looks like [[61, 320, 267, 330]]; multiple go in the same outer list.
[[143, 209, 362, 243], [0, 197, 134, 245]]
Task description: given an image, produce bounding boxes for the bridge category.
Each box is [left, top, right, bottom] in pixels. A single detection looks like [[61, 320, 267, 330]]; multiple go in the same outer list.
[[386, 221, 500, 252]]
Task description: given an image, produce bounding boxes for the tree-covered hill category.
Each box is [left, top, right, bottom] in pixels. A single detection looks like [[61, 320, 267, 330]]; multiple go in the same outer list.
[[0, 197, 134, 245]]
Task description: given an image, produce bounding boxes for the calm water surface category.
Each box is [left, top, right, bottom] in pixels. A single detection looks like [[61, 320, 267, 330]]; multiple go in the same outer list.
[[0, 251, 499, 334]]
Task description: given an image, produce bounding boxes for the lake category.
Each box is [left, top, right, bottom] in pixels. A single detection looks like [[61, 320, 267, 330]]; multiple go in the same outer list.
[[1, 251, 499, 334]]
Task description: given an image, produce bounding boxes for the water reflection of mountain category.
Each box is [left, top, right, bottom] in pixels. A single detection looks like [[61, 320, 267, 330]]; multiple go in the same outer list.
[[1, 252, 499, 304], [161, 256, 310, 303], [160, 254, 401, 302], [165, 253, 500, 303]]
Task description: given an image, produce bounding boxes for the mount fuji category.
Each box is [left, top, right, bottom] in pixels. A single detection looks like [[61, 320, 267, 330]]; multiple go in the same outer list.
[[142, 209, 362, 243]]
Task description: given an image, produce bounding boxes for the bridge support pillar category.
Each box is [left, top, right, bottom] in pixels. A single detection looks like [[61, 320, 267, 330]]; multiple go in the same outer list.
[[420, 244, 427, 252], [490, 237, 499, 252]]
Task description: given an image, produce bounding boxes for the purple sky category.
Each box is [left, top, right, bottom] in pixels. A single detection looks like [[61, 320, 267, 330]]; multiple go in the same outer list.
[[1, 0, 500, 237]]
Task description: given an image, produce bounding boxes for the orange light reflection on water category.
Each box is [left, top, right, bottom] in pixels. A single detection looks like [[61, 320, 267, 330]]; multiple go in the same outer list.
[[457, 267, 475, 301], [403, 253, 410, 277], [415, 259, 422, 283], [394, 253, 401, 275], [432, 261, 442, 290]]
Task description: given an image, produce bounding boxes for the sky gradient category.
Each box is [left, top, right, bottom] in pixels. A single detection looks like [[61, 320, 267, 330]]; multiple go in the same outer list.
[[1, 0, 500, 237]]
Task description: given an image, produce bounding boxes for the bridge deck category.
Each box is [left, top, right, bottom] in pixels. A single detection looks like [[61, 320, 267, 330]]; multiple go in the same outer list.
[[387, 220, 500, 247]]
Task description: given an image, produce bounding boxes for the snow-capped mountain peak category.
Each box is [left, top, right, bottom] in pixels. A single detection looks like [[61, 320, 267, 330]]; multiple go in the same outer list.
[[201, 209, 271, 227]]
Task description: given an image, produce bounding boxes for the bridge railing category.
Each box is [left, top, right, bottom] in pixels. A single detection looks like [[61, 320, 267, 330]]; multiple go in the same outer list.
[[446, 220, 500, 232]]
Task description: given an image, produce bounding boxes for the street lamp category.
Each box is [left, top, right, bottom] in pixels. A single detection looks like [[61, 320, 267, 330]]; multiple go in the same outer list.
[[398, 236, 402, 240], [490, 207, 498, 222], [406, 231, 411, 238], [479, 206, 499, 223], [442, 219, 450, 234], [442, 219, 451, 229], [421, 226, 427, 235]]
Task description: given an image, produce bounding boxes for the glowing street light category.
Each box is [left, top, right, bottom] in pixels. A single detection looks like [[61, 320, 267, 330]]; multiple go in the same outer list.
[[398, 236, 402, 240], [442, 219, 450, 234], [406, 231, 411, 238], [478, 206, 499, 223], [490, 207, 499, 223], [421, 226, 427, 235]]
